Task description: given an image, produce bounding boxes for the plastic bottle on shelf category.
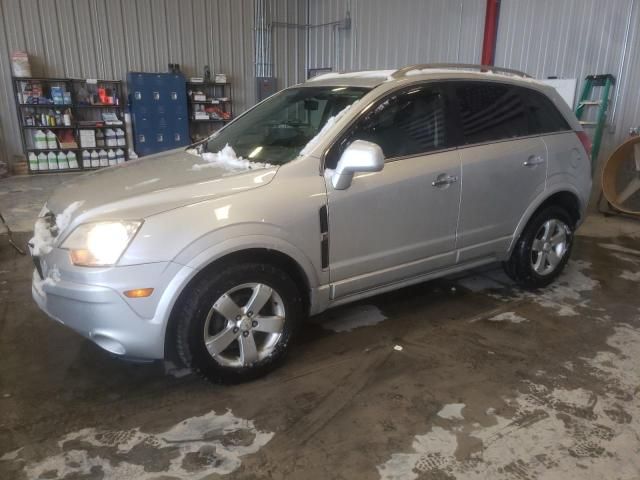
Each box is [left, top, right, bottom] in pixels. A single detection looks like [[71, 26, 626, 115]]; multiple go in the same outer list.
[[108, 149, 116, 166], [28, 152, 38, 171], [91, 151, 99, 168], [57, 151, 69, 169], [105, 128, 116, 147], [38, 153, 48, 170], [95, 129, 105, 147], [34, 130, 47, 150], [67, 151, 79, 169], [82, 150, 91, 168], [116, 148, 125, 164], [115, 128, 125, 146], [46, 130, 57, 149], [63, 109, 72, 127], [47, 151, 58, 170], [99, 149, 108, 167]]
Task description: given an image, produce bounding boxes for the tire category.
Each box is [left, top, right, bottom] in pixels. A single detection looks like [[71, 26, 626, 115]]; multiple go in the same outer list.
[[503, 205, 574, 289], [174, 262, 303, 384]]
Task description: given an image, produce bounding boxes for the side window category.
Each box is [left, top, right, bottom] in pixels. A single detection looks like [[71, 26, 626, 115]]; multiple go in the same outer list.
[[455, 83, 529, 144], [325, 86, 449, 168], [520, 88, 571, 134]]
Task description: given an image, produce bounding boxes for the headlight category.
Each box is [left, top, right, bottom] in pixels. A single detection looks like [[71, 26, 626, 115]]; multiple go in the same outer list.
[[61, 221, 142, 266]]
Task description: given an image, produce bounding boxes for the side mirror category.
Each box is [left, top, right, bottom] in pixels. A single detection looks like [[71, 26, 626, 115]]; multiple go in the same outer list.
[[332, 140, 384, 190]]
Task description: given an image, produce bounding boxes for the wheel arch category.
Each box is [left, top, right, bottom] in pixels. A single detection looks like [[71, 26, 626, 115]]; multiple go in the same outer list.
[[164, 246, 312, 364], [507, 188, 582, 255]]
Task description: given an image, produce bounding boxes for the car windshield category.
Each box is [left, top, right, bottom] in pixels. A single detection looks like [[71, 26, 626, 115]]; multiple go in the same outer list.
[[205, 86, 370, 165]]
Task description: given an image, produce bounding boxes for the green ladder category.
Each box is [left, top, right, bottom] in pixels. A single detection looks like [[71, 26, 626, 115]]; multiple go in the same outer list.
[[574, 74, 615, 172]]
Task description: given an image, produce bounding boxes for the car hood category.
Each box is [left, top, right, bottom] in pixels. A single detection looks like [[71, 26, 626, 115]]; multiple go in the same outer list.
[[46, 148, 278, 221]]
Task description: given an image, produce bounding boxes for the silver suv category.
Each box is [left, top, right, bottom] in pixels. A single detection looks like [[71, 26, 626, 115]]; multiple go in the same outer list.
[[30, 64, 592, 383]]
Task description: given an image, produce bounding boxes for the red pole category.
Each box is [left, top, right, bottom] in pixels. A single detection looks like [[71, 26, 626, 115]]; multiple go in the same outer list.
[[481, 0, 501, 66]]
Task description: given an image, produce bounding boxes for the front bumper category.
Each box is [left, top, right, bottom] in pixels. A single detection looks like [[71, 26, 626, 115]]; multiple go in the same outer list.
[[31, 247, 191, 360]]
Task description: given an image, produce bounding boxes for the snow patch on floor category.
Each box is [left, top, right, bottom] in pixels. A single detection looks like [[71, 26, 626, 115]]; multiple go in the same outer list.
[[437, 403, 465, 420], [0, 410, 273, 480], [484, 260, 599, 317], [488, 311, 528, 323], [378, 323, 640, 480], [598, 242, 640, 256], [609, 252, 640, 265], [620, 270, 640, 282], [321, 304, 387, 332]]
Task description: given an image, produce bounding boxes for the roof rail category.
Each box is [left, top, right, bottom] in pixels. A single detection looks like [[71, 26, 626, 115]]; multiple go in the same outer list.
[[391, 63, 532, 79]]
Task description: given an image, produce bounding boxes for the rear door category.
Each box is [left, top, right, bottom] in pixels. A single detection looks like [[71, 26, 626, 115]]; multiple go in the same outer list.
[[451, 81, 548, 262]]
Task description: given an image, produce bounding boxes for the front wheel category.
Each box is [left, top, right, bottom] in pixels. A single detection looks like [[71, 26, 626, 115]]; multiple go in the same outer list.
[[174, 262, 303, 384], [503, 206, 574, 289]]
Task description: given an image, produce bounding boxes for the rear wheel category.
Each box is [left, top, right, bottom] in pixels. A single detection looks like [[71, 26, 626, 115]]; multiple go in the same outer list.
[[503, 206, 574, 289], [174, 262, 303, 383]]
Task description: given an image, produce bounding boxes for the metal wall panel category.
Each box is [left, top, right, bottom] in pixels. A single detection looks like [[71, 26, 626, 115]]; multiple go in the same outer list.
[[307, 0, 486, 74], [270, 0, 307, 88], [495, 0, 639, 165], [0, 0, 255, 167]]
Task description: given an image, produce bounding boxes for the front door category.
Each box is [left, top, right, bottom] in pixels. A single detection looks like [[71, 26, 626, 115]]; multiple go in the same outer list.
[[324, 84, 461, 299]]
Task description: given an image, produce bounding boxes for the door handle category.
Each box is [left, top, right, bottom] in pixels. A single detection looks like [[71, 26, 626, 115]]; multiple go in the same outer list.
[[432, 174, 458, 188], [523, 156, 544, 167]]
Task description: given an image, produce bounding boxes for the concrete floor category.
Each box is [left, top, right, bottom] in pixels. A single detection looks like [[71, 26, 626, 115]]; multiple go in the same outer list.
[[1, 175, 640, 479]]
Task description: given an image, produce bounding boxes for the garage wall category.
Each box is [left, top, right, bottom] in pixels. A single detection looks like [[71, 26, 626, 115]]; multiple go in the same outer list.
[[307, 0, 486, 73], [0, 0, 255, 168], [269, 0, 308, 88], [495, 0, 640, 166], [306, 0, 640, 174]]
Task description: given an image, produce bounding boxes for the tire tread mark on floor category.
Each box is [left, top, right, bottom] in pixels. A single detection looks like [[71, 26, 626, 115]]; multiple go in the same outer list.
[[265, 346, 392, 457]]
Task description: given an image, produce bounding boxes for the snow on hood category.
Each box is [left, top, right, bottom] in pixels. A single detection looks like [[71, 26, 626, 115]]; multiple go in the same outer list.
[[188, 144, 273, 171], [29, 201, 84, 256], [300, 103, 355, 156]]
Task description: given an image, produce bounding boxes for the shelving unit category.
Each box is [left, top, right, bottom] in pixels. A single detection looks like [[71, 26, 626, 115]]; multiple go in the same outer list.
[[12, 77, 129, 174], [186, 81, 233, 142]]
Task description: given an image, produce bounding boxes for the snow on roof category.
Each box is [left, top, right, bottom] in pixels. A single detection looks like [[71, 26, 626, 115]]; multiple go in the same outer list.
[[403, 67, 545, 85], [308, 67, 544, 86], [308, 70, 396, 82]]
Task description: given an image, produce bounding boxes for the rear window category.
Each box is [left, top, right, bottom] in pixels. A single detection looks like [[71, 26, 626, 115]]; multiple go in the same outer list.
[[454, 83, 529, 144]]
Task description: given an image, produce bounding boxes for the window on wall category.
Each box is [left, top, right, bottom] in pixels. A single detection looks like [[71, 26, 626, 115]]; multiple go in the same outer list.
[[520, 88, 571, 134], [326, 85, 450, 168], [454, 83, 529, 144]]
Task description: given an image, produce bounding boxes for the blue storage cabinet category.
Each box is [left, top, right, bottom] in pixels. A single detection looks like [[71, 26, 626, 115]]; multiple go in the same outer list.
[[127, 72, 189, 157]]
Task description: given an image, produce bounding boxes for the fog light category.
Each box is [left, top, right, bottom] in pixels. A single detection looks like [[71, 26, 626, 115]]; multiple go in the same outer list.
[[124, 288, 154, 298]]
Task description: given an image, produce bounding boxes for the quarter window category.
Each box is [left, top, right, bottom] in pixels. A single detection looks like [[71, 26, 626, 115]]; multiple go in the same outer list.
[[520, 88, 571, 134], [326, 85, 450, 168], [455, 83, 528, 144]]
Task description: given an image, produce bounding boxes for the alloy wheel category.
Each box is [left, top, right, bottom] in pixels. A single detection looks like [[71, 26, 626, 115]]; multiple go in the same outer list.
[[530, 218, 570, 276], [203, 283, 286, 367]]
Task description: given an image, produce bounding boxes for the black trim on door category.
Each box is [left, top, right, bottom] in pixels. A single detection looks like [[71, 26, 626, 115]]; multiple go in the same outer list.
[[319, 205, 329, 269]]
